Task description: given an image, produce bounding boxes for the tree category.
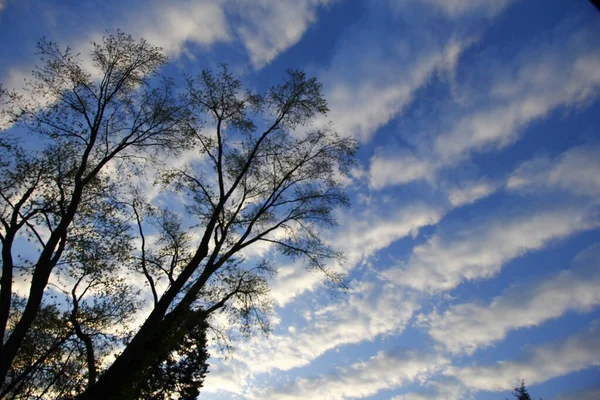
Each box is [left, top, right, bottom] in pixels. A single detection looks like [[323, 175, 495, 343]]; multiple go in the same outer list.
[[0, 32, 356, 399], [1, 31, 192, 398], [512, 381, 532, 400], [507, 381, 542, 400]]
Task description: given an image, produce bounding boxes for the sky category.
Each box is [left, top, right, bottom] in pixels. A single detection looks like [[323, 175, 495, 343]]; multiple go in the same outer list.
[[1, 0, 600, 399]]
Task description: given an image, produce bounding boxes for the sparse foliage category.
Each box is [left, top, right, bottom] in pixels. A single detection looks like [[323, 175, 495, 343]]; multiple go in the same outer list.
[[0, 32, 356, 399]]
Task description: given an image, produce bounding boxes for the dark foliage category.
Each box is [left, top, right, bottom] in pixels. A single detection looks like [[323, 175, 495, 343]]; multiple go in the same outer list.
[[0, 31, 355, 399], [508, 381, 542, 400], [135, 320, 209, 400]]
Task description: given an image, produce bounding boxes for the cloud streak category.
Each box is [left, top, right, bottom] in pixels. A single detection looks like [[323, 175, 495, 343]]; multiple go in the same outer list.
[[508, 144, 600, 198], [395, 0, 515, 18], [447, 321, 600, 391], [270, 202, 443, 306], [369, 22, 600, 189], [422, 243, 600, 354], [385, 203, 600, 292], [254, 349, 448, 399], [313, 9, 472, 143], [230, 281, 419, 376]]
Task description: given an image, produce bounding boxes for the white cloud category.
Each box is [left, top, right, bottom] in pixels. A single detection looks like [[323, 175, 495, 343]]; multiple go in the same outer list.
[[553, 388, 600, 400], [392, 378, 472, 400], [0, 2, 230, 127], [202, 362, 250, 395], [384, 204, 600, 292], [447, 321, 600, 391], [123, 0, 331, 67], [446, 179, 497, 207], [204, 204, 442, 393], [396, 0, 515, 18], [369, 151, 434, 189], [507, 144, 600, 197], [433, 28, 600, 163], [233, 281, 419, 375], [234, 0, 332, 68], [422, 243, 600, 354], [269, 263, 325, 307], [270, 203, 442, 306], [315, 34, 471, 143], [253, 349, 448, 399], [370, 23, 600, 189], [0, 0, 329, 98], [132, 1, 231, 58], [332, 203, 443, 267]]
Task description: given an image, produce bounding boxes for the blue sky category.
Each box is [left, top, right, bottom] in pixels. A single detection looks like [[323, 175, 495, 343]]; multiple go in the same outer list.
[[1, 0, 600, 399]]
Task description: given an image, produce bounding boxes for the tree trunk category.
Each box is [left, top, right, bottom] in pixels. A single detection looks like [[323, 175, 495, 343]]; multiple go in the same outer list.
[[77, 309, 192, 400]]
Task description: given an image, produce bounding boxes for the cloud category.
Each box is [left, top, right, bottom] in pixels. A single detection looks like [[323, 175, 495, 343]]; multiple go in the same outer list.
[[208, 204, 442, 393], [0, 0, 330, 98], [232, 280, 420, 376], [421, 243, 600, 354], [313, 18, 472, 143], [119, 0, 331, 67], [270, 203, 443, 306], [369, 151, 434, 189], [131, 1, 231, 58], [254, 349, 448, 399], [446, 179, 497, 207], [446, 321, 600, 391], [395, 0, 515, 18], [507, 144, 600, 197], [384, 203, 600, 292], [268, 263, 325, 307], [370, 22, 600, 189], [233, 0, 332, 68], [392, 378, 472, 400], [1, 2, 229, 120], [332, 203, 443, 267], [553, 387, 600, 400], [433, 25, 600, 163], [201, 362, 251, 395]]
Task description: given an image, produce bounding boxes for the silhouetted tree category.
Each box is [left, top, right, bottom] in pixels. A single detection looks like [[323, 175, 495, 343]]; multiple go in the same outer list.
[[134, 319, 210, 400], [0, 31, 356, 399], [508, 380, 542, 400], [1, 31, 192, 399]]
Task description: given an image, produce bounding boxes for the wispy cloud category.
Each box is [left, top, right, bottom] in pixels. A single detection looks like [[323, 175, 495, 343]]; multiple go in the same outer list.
[[131, 1, 231, 58], [233, 0, 333, 68], [508, 144, 600, 197], [384, 203, 600, 292], [392, 378, 472, 400], [253, 349, 448, 399], [434, 27, 600, 163], [446, 321, 600, 391], [270, 202, 442, 306], [553, 387, 600, 400], [445, 179, 497, 207], [394, 0, 515, 18], [421, 243, 600, 354], [107, 0, 332, 67], [369, 151, 435, 189], [0, 0, 331, 94], [369, 21, 600, 189], [230, 281, 419, 376], [313, 10, 472, 143]]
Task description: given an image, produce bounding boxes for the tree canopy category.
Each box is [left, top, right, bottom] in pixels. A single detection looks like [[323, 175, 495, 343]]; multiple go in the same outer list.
[[0, 31, 356, 399], [508, 381, 542, 400]]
